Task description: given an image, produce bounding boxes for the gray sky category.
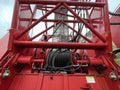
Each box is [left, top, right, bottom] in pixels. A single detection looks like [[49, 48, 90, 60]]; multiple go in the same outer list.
[[0, 0, 120, 38], [0, 0, 14, 38]]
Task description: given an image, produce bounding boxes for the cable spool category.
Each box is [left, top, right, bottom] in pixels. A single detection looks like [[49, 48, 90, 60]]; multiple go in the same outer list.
[[46, 50, 71, 69], [53, 51, 71, 67]]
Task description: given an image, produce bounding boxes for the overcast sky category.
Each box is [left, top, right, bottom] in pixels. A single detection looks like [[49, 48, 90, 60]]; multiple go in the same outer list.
[[0, 0, 120, 38], [0, 0, 14, 38]]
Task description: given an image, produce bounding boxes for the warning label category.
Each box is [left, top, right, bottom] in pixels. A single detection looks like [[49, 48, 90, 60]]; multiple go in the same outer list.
[[86, 76, 95, 83]]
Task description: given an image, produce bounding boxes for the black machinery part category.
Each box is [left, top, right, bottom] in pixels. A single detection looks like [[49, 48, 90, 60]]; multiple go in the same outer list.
[[46, 50, 71, 69]]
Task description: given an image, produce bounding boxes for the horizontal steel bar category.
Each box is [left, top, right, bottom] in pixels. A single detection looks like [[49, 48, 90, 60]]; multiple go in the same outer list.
[[77, 58, 103, 65], [38, 5, 91, 10], [19, 18, 79, 23], [20, 18, 103, 24], [110, 22, 120, 25], [14, 40, 107, 49], [19, 0, 105, 7], [32, 59, 44, 63]]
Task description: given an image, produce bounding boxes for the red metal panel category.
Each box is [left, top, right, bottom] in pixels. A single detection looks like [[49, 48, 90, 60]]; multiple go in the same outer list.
[[0, 33, 9, 60], [9, 75, 41, 90], [8, 74, 110, 90], [110, 7, 120, 48], [41, 75, 64, 90]]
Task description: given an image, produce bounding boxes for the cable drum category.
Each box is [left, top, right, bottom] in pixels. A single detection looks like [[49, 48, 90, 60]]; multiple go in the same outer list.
[[53, 51, 71, 67], [46, 50, 72, 69]]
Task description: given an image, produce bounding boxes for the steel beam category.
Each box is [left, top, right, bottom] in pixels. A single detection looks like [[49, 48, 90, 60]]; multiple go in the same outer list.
[[20, 18, 79, 23], [19, 0, 105, 7], [14, 40, 107, 49], [19, 18, 103, 24]]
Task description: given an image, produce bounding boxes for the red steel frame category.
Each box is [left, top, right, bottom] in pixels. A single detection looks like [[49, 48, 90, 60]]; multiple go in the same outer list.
[[0, 0, 120, 90], [13, 0, 109, 50]]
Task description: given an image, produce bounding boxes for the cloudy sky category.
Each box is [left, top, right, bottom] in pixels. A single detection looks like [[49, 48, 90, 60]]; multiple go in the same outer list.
[[0, 0, 14, 38], [0, 0, 120, 38]]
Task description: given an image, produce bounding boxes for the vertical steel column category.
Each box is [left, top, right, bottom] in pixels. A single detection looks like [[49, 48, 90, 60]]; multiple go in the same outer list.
[[103, 0, 112, 52]]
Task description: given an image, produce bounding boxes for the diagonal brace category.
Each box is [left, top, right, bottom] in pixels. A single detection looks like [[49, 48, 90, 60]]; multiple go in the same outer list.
[[63, 3, 106, 42], [16, 3, 62, 39]]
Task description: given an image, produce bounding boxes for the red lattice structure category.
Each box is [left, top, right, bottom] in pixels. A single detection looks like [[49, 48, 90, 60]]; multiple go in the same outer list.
[[0, 0, 120, 90]]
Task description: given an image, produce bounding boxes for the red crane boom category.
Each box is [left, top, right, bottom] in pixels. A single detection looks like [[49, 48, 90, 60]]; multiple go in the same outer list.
[[0, 0, 120, 90]]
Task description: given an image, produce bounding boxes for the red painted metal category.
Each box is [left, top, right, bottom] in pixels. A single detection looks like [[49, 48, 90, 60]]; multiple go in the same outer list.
[[77, 58, 103, 66], [19, 0, 105, 7], [14, 40, 107, 49], [17, 56, 32, 64], [0, 33, 9, 60], [30, 21, 61, 40], [63, 22, 93, 43], [63, 3, 106, 42], [19, 18, 102, 24], [110, 7, 120, 48], [32, 59, 44, 63], [8, 74, 110, 90], [0, 0, 120, 90], [16, 3, 62, 39]]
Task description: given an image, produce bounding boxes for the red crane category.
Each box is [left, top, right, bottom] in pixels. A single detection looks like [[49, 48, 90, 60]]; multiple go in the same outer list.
[[110, 6, 120, 48], [0, 0, 120, 90]]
